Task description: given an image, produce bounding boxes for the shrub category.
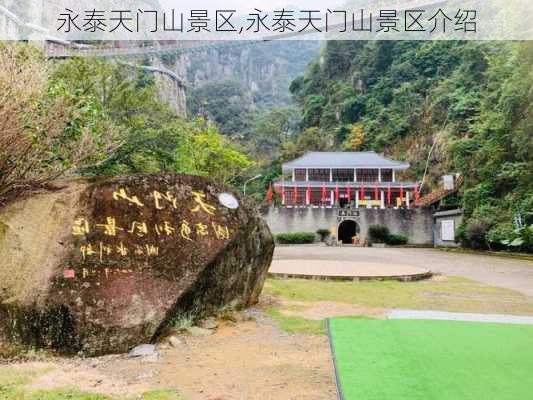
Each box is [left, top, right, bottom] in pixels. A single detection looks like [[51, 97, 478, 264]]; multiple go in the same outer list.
[[385, 233, 408, 246], [455, 224, 466, 244], [463, 218, 492, 249], [0, 44, 118, 199], [487, 222, 515, 251], [275, 232, 315, 244], [499, 224, 533, 253], [316, 229, 331, 242], [368, 224, 390, 243]]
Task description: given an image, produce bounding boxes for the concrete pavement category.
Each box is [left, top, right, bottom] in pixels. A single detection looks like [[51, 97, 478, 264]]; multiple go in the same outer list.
[[269, 259, 431, 281], [274, 245, 533, 296]]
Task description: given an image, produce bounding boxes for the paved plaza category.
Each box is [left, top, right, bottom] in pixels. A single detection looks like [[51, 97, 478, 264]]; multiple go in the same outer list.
[[273, 245, 533, 296], [270, 259, 431, 280]]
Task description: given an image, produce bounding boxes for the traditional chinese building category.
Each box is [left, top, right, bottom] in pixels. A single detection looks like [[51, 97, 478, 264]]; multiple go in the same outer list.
[[274, 152, 420, 209], [263, 152, 435, 245]]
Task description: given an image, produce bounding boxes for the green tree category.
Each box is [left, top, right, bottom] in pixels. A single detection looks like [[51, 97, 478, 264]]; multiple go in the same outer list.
[[173, 119, 251, 185], [0, 44, 117, 200], [289, 40, 533, 251]]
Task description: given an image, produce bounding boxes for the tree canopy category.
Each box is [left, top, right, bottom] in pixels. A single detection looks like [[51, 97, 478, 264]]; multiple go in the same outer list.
[[0, 44, 252, 202], [286, 40, 533, 251]]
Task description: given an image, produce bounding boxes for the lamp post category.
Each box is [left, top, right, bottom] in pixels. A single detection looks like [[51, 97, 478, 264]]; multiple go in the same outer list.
[[243, 174, 262, 196]]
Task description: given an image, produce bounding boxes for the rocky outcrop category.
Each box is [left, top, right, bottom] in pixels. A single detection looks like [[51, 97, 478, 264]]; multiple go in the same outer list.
[[0, 174, 274, 356]]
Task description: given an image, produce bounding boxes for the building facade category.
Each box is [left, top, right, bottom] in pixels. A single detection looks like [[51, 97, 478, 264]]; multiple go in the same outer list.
[[265, 152, 435, 245], [274, 152, 420, 209]]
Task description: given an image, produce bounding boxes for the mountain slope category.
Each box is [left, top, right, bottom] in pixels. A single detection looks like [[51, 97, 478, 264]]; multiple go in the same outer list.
[[289, 40, 533, 251]]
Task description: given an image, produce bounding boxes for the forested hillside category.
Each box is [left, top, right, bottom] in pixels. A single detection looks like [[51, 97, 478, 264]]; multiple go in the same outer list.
[[284, 41, 533, 251], [0, 44, 250, 202], [0, 40, 531, 252]]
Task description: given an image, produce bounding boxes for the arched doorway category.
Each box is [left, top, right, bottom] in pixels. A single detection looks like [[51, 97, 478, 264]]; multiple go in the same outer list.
[[338, 220, 360, 244]]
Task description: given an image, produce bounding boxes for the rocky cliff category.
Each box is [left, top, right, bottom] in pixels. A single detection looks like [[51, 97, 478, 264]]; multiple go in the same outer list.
[[149, 40, 320, 116]]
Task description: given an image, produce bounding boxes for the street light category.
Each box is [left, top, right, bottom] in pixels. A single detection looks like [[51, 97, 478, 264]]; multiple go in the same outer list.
[[243, 174, 262, 196]]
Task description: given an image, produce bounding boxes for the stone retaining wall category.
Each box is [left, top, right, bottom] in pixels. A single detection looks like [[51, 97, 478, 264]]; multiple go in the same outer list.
[[261, 206, 434, 245]]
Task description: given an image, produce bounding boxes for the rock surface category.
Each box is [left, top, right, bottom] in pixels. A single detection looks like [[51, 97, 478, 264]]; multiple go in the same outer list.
[[0, 174, 274, 356], [129, 344, 157, 358], [167, 335, 183, 348], [199, 318, 218, 330]]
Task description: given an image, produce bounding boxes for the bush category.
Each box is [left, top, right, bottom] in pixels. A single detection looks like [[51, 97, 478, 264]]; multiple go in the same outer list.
[[455, 224, 466, 244], [499, 224, 533, 253], [275, 232, 316, 244], [462, 218, 492, 249], [316, 229, 331, 242], [0, 44, 118, 199], [486, 222, 514, 251], [368, 225, 390, 244], [385, 233, 408, 246]]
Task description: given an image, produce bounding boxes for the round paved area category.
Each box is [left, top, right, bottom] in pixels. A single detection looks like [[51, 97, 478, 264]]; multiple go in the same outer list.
[[273, 245, 533, 295], [269, 259, 432, 281]]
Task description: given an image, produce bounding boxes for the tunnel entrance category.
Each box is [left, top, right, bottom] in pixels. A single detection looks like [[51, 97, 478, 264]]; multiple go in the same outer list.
[[338, 220, 360, 244]]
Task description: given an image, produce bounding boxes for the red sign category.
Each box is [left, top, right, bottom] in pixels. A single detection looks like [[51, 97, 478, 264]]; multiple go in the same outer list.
[[63, 269, 75, 279]]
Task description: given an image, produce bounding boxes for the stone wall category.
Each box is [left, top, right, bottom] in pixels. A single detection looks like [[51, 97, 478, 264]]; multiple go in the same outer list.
[[261, 206, 434, 245]]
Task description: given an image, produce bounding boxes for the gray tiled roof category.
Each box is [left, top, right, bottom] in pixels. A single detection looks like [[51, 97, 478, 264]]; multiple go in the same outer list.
[[282, 152, 409, 172]]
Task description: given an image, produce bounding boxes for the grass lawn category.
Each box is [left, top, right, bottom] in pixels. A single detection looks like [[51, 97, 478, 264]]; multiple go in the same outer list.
[[264, 276, 533, 316], [328, 318, 533, 400], [264, 307, 326, 335]]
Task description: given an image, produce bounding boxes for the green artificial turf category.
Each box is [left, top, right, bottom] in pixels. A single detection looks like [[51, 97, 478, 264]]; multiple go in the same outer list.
[[328, 318, 533, 400]]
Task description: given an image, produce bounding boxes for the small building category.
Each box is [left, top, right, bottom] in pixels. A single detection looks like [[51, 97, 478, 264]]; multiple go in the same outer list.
[[433, 209, 464, 247], [274, 151, 420, 209], [264, 152, 434, 245]]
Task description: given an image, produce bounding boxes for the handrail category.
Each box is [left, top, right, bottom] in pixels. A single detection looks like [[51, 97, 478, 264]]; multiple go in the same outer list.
[[118, 61, 186, 88]]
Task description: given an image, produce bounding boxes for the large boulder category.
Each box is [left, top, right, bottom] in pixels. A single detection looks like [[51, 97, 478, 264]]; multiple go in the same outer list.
[[0, 174, 274, 356]]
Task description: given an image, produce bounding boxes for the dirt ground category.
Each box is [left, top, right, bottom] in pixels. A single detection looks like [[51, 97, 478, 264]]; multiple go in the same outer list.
[[9, 308, 336, 400], [278, 299, 385, 320], [6, 246, 533, 399]]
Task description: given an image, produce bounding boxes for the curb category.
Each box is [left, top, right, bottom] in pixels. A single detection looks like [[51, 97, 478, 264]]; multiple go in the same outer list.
[[268, 271, 433, 282], [326, 318, 344, 400]]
